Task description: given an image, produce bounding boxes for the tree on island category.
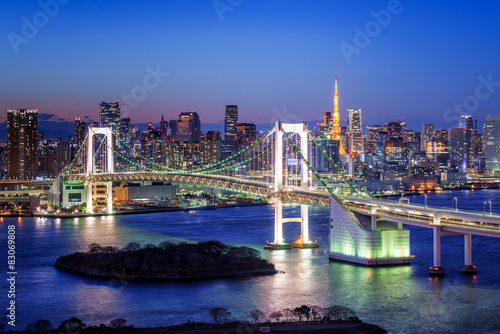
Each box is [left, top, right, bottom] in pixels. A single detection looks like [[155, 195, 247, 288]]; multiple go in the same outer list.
[[282, 308, 294, 323], [209, 307, 231, 324], [88, 243, 102, 253], [110, 318, 127, 329], [248, 309, 266, 323], [58, 317, 86, 333], [123, 242, 141, 251], [269, 311, 283, 323], [293, 305, 311, 322]]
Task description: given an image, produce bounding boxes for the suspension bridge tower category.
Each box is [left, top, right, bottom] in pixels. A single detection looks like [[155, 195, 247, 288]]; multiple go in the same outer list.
[[85, 126, 114, 214], [265, 121, 318, 250]]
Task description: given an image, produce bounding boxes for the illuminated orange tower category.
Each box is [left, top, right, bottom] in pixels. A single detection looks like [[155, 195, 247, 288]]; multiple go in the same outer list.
[[332, 73, 347, 155]]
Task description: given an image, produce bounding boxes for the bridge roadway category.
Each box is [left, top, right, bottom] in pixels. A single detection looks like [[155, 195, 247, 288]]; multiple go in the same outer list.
[[64, 172, 500, 236]]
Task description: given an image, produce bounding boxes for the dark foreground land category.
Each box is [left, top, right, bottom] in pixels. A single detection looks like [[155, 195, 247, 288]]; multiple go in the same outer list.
[[55, 240, 277, 281], [160, 322, 387, 333]]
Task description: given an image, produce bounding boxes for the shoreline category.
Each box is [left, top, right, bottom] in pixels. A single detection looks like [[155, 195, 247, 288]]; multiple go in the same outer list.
[[19, 202, 268, 219]]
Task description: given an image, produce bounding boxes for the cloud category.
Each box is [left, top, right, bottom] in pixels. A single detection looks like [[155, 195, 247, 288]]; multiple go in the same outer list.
[[38, 113, 57, 121], [57, 117, 66, 122]]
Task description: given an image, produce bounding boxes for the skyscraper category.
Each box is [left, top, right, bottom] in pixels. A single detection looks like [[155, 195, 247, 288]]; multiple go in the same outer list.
[[236, 123, 257, 143], [7, 109, 38, 179], [99, 102, 120, 132], [224, 105, 238, 140], [449, 128, 472, 172], [347, 108, 362, 135], [421, 123, 435, 151], [458, 115, 474, 130], [74, 117, 87, 149], [177, 111, 201, 143], [319, 111, 332, 138], [204, 131, 221, 165], [331, 74, 347, 155], [485, 115, 500, 173]]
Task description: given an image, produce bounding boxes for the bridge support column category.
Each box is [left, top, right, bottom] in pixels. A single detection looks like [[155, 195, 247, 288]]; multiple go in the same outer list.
[[106, 182, 113, 214], [461, 234, 476, 275], [371, 215, 377, 231], [301, 204, 309, 242], [265, 200, 290, 250], [86, 183, 93, 214], [429, 226, 445, 276]]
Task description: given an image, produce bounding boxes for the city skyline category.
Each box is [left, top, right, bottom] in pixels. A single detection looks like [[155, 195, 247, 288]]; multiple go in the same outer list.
[[1, 1, 500, 130]]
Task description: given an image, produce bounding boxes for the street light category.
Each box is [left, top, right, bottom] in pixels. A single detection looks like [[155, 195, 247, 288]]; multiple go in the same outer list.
[[424, 194, 428, 208], [453, 197, 457, 211], [489, 201, 492, 215]]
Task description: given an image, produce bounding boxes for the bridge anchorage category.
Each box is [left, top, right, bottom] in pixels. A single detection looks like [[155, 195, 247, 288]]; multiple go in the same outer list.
[[49, 122, 500, 276]]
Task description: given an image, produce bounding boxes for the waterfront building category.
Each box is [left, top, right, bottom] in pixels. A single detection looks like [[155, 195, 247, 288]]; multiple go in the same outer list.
[[449, 128, 473, 172], [485, 115, 500, 173], [7, 109, 38, 179], [224, 105, 238, 140]]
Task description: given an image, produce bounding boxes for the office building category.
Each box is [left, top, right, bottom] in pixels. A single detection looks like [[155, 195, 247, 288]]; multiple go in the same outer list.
[[224, 105, 238, 140], [449, 128, 473, 172], [74, 117, 87, 148], [421, 123, 435, 151], [204, 131, 221, 165], [7, 109, 38, 179], [485, 116, 500, 173], [236, 123, 256, 143], [99, 102, 120, 132], [177, 111, 201, 143], [347, 108, 362, 135], [458, 115, 474, 130]]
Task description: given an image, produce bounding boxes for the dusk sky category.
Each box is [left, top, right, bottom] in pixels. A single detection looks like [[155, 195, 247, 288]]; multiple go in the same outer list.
[[1, 0, 500, 131]]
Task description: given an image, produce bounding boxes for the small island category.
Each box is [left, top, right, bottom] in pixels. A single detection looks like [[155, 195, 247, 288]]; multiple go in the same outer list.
[[55, 240, 277, 281]]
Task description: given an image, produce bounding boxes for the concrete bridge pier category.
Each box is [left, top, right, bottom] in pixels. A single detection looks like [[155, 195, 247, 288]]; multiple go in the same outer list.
[[461, 233, 476, 275], [86, 182, 93, 214], [429, 226, 445, 276]]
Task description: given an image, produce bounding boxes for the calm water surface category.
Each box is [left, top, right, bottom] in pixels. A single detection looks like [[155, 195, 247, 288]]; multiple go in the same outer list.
[[2, 189, 500, 334]]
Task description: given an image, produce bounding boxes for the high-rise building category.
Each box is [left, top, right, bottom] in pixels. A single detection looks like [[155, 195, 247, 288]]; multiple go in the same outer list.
[[177, 111, 201, 143], [485, 115, 500, 173], [449, 128, 473, 172], [320, 111, 332, 138], [224, 105, 238, 140], [7, 109, 38, 179], [458, 115, 474, 130], [421, 124, 435, 151], [74, 117, 87, 149], [347, 108, 363, 155], [119, 118, 131, 143], [159, 114, 167, 135], [99, 102, 120, 132], [331, 74, 347, 155], [204, 131, 221, 165], [347, 108, 362, 135], [236, 123, 256, 143]]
